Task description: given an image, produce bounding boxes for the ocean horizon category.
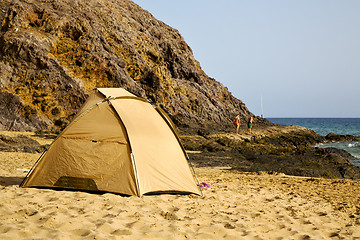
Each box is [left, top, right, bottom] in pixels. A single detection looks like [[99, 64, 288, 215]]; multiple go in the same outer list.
[[267, 118, 360, 137]]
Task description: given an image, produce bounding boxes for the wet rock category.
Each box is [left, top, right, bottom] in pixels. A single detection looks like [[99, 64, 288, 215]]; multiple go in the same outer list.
[[184, 126, 360, 180], [325, 133, 360, 142]]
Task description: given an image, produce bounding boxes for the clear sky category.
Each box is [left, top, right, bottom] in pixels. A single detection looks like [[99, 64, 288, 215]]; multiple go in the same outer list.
[[132, 0, 360, 118]]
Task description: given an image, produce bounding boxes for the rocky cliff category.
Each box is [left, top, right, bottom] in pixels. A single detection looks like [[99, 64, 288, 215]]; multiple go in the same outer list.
[[0, 0, 253, 132]]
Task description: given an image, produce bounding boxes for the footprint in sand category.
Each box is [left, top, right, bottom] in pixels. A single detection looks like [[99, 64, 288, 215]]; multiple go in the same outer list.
[[317, 211, 327, 216], [112, 229, 132, 236], [224, 223, 236, 229], [96, 222, 116, 234], [301, 234, 311, 240], [0, 225, 13, 234], [71, 228, 92, 237]]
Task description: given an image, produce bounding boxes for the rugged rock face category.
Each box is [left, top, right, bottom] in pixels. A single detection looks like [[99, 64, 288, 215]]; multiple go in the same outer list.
[[0, 0, 252, 132]]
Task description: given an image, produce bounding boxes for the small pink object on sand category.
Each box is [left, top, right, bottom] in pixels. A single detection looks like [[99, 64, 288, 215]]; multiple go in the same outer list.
[[198, 182, 210, 188]]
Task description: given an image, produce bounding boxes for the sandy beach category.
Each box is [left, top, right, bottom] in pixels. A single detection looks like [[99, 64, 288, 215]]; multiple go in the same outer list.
[[1, 131, 360, 239]]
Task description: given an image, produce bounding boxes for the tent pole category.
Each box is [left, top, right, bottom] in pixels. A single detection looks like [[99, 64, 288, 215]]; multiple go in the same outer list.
[[187, 155, 203, 197], [131, 152, 142, 197], [107, 98, 142, 197]]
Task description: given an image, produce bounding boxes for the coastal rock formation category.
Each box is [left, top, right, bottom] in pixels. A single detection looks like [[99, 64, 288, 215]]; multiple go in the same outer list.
[[0, 0, 251, 132], [182, 125, 360, 179], [325, 133, 360, 142]]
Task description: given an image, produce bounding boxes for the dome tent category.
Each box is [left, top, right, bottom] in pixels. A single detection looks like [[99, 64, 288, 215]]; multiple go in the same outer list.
[[20, 88, 202, 197]]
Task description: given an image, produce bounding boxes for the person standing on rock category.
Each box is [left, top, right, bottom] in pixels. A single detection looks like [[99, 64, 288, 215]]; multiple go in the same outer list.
[[247, 116, 254, 135], [233, 115, 240, 134]]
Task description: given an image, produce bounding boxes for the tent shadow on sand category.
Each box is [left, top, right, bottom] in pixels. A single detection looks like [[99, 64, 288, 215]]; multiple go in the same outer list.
[[0, 176, 24, 186], [24, 187, 196, 198]]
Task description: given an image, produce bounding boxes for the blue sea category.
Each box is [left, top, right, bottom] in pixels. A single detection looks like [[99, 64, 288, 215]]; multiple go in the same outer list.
[[268, 118, 360, 167]]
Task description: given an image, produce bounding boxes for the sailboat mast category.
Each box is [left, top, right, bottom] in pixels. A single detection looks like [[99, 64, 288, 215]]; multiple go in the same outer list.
[[260, 95, 264, 118]]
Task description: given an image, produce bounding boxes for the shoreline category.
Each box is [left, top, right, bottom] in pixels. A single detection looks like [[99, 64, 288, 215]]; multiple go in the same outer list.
[[1, 125, 360, 179], [316, 142, 360, 167]]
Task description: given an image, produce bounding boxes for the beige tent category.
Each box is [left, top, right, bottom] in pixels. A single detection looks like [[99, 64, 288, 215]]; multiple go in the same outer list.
[[21, 88, 202, 197]]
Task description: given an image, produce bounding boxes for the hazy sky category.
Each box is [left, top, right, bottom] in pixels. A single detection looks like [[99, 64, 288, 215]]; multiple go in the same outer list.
[[132, 0, 360, 118]]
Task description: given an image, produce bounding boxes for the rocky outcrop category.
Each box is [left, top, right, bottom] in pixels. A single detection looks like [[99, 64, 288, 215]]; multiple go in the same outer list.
[[325, 133, 360, 142], [0, 0, 252, 132], [0, 134, 48, 153], [182, 126, 360, 179], [0, 88, 50, 131]]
